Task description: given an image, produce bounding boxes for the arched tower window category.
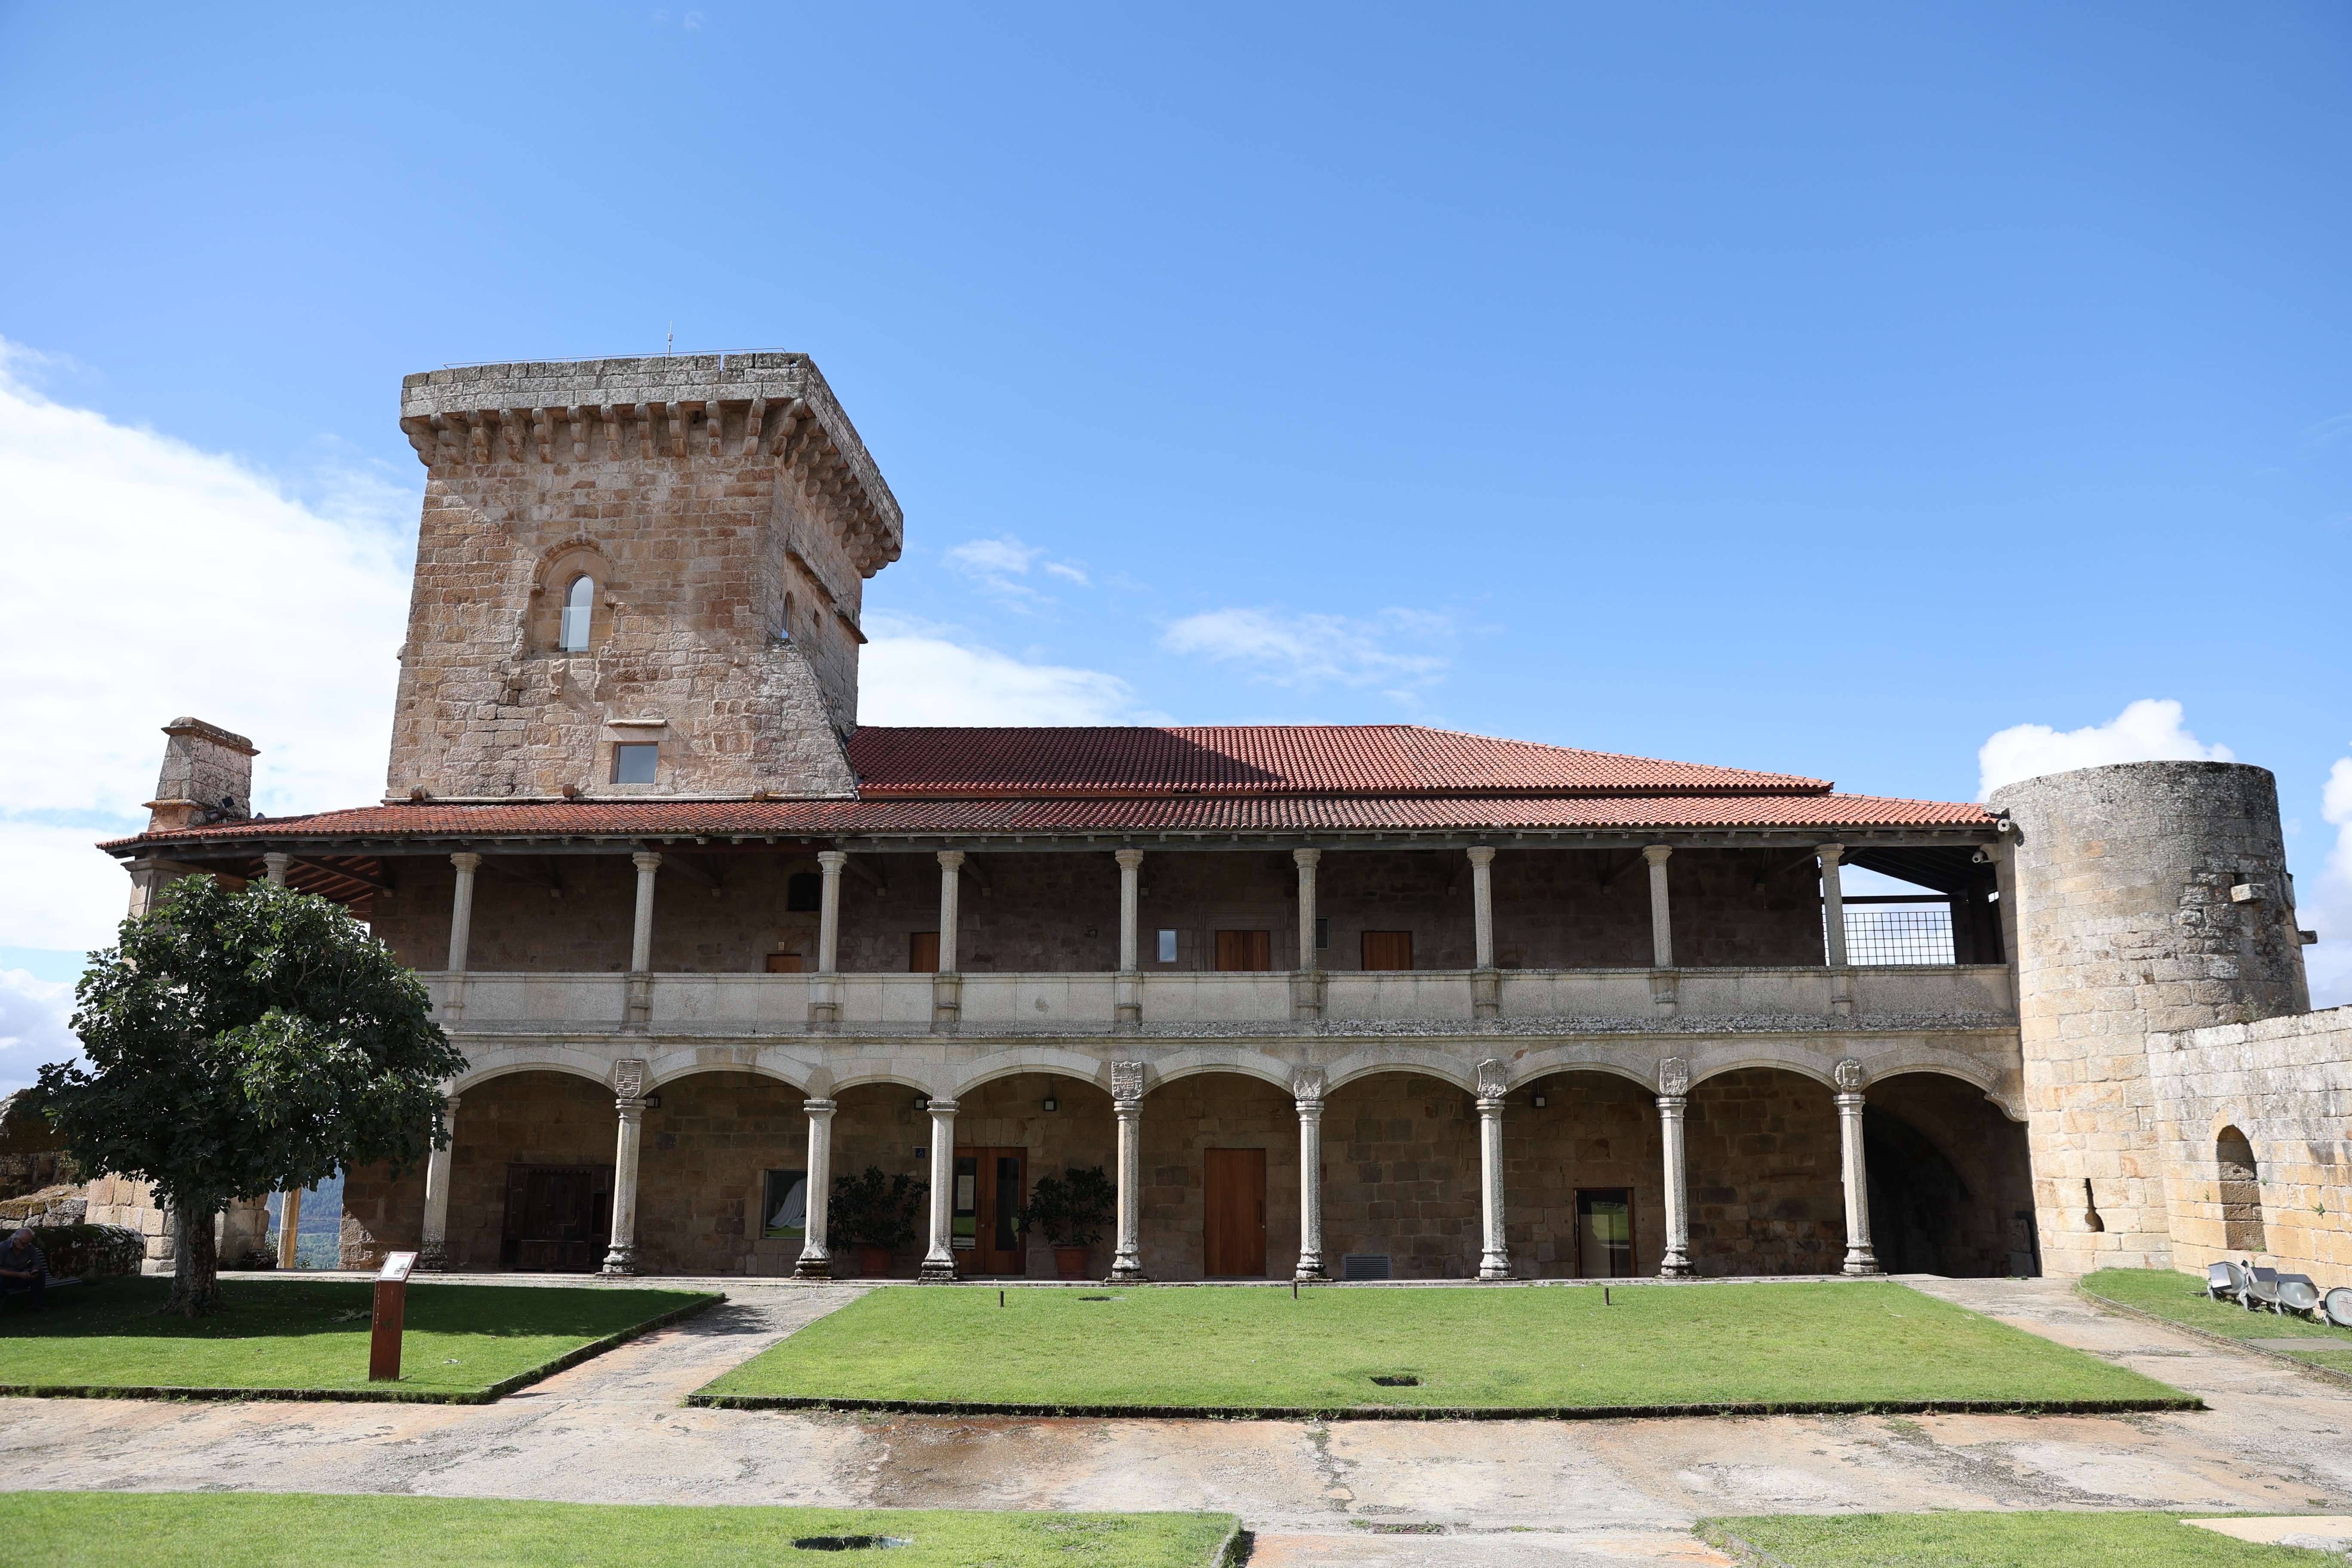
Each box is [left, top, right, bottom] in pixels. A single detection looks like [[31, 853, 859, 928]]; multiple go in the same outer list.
[[560, 575, 595, 652], [2217, 1126, 2266, 1253]]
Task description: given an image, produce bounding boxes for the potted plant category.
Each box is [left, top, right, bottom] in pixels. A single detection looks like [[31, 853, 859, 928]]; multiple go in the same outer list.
[[829, 1166, 927, 1278], [1020, 1165, 1115, 1280]]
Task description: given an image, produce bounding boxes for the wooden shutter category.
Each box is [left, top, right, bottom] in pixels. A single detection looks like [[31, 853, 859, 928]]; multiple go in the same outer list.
[[1361, 931, 1413, 971], [1215, 930, 1272, 971], [910, 931, 940, 972], [766, 952, 804, 973]]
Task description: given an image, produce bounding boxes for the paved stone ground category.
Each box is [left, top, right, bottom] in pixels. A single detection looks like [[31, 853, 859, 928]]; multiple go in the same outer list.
[[5, 1276, 2352, 1564]]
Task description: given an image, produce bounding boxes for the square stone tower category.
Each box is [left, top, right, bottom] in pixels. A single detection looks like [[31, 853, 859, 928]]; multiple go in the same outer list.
[[389, 354, 900, 801]]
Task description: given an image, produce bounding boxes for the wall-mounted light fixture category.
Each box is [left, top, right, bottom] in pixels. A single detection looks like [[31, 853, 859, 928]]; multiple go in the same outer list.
[[913, 1095, 930, 1112], [1531, 1092, 1547, 1109]]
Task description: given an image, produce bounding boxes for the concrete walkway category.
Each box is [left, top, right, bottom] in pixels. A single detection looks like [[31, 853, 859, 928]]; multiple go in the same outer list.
[[6, 1276, 2352, 1564]]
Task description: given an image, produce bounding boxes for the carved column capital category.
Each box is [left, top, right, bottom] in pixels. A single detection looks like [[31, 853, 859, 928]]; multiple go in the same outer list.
[[1109, 1060, 1146, 1105], [1466, 845, 1496, 867], [1817, 842, 1846, 865], [1833, 1057, 1866, 1093], [1657, 1056, 1690, 1096], [450, 851, 482, 872], [1643, 843, 1673, 866], [631, 851, 664, 874], [1115, 848, 1144, 870], [1292, 1067, 1327, 1107], [817, 850, 847, 872], [936, 849, 965, 871], [614, 1058, 648, 1098]]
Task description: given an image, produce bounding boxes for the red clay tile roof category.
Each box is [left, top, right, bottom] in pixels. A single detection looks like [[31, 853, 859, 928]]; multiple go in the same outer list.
[[101, 726, 1994, 853], [847, 726, 1828, 798]]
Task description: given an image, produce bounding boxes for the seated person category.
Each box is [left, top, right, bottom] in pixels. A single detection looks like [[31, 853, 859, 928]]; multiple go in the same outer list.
[[0, 1228, 47, 1311]]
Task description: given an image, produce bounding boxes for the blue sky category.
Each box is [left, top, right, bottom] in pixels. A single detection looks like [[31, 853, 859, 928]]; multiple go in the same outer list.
[[1, 4, 2348, 1057]]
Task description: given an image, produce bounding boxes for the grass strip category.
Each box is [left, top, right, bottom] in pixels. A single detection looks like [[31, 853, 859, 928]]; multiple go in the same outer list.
[[0, 1277, 719, 1403], [696, 1280, 2193, 1416], [2080, 1267, 2352, 1389], [0, 1491, 1242, 1568], [1699, 1510, 2338, 1566]]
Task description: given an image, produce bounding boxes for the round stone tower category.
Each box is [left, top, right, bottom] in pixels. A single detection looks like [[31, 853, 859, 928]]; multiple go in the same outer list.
[[1992, 761, 2312, 1274]]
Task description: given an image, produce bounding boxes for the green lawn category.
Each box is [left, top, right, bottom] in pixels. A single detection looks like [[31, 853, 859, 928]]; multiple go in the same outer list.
[[0, 1492, 1238, 1568], [2083, 1268, 2352, 1375], [1701, 1511, 2340, 1566], [694, 1282, 2190, 1415], [0, 1277, 715, 1400]]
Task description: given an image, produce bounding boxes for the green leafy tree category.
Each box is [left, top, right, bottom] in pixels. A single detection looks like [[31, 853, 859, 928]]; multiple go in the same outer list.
[[38, 876, 467, 1317]]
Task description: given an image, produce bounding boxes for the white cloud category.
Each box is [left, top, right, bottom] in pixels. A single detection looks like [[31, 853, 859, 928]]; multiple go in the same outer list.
[[0, 969, 78, 1097], [1160, 606, 1450, 700], [1976, 698, 2234, 800], [0, 343, 415, 953], [859, 613, 1156, 726], [2304, 755, 2352, 1010], [941, 534, 1090, 608]]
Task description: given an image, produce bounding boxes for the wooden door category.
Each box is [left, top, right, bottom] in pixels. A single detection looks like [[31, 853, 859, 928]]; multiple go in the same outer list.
[[1204, 1147, 1267, 1277], [909, 931, 940, 972], [952, 1146, 1028, 1275], [1360, 931, 1414, 970], [765, 952, 804, 973], [501, 1164, 612, 1272], [1575, 1188, 1635, 1278], [1214, 930, 1272, 971]]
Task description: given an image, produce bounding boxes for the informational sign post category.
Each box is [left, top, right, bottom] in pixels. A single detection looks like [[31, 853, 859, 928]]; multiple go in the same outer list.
[[369, 1251, 417, 1382]]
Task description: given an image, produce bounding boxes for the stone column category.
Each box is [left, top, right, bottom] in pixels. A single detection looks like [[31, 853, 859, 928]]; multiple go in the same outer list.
[[1109, 1061, 1148, 1282], [1474, 1059, 1511, 1280], [602, 1062, 650, 1275], [419, 1093, 460, 1271], [816, 851, 845, 974], [1655, 1059, 1694, 1277], [919, 1097, 960, 1280], [813, 850, 845, 1029], [275, 1187, 303, 1269], [447, 852, 483, 972], [263, 851, 291, 888], [1644, 845, 1674, 968], [125, 857, 170, 919], [629, 852, 662, 972], [1834, 1058, 1879, 1276], [1292, 848, 1324, 1023], [1819, 843, 1850, 968], [1468, 846, 1496, 969], [1115, 848, 1143, 1029], [794, 1097, 837, 1279], [1467, 846, 1499, 1019], [1293, 1069, 1328, 1281], [933, 851, 964, 1032]]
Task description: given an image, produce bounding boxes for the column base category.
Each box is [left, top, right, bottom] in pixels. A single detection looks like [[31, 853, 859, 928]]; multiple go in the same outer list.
[[418, 1240, 448, 1272], [599, 1246, 639, 1276], [792, 1250, 833, 1280], [1841, 1252, 1881, 1277], [1478, 1253, 1511, 1281], [918, 1255, 960, 1282], [1109, 1257, 1148, 1283], [1658, 1255, 1696, 1278], [1294, 1254, 1327, 1281]]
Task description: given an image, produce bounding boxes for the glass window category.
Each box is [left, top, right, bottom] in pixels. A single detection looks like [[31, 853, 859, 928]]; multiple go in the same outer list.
[[613, 743, 658, 784], [1157, 928, 1177, 964], [763, 1169, 807, 1239], [560, 575, 595, 651], [1576, 1188, 1635, 1278]]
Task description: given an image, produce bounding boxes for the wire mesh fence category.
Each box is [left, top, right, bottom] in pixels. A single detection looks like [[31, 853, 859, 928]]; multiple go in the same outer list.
[[1837, 904, 1957, 965]]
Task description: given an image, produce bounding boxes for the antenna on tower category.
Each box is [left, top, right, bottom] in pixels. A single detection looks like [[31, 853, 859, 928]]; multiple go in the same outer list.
[[665, 323, 673, 358]]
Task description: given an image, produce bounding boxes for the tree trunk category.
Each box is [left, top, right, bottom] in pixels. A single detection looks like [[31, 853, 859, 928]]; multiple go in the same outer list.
[[164, 1202, 223, 1317]]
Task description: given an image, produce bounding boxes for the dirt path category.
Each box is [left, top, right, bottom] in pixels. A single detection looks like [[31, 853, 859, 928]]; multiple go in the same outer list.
[[3, 1276, 2349, 1565]]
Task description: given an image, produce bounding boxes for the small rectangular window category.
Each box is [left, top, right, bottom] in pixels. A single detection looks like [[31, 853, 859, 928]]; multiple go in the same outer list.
[[1156, 929, 1178, 964], [612, 743, 658, 784], [762, 1168, 808, 1239], [1315, 917, 1330, 950]]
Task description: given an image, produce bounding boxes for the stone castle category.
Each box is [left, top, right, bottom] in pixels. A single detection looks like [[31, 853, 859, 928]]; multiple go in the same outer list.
[[91, 353, 2345, 1286]]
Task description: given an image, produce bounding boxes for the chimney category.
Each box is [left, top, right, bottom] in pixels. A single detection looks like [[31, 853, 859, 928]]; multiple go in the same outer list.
[[144, 718, 257, 832]]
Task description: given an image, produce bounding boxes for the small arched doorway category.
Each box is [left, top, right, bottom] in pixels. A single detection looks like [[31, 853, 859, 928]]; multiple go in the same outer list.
[[2217, 1126, 2266, 1253]]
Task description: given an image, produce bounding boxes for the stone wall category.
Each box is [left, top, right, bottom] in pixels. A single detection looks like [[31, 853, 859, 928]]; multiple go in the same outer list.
[[2150, 1004, 2352, 1283], [1684, 1069, 1845, 1275], [370, 845, 1831, 977], [83, 1175, 270, 1272], [1994, 761, 2312, 1276], [386, 355, 899, 802], [1864, 1072, 2037, 1277]]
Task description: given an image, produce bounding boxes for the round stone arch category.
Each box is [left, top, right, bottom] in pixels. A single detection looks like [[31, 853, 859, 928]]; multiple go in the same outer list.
[[527, 537, 621, 653], [1133, 1047, 1297, 1098], [642, 1054, 817, 1097], [952, 1046, 1124, 1101], [1861, 1066, 2039, 1277], [427, 1061, 632, 1274], [1499, 1042, 1663, 1095], [1683, 1053, 1839, 1094], [1323, 1047, 1484, 1096], [448, 1051, 616, 1098]]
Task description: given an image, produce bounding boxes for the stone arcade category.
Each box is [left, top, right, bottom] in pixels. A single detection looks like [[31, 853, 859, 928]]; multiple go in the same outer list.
[[89, 353, 2336, 1286]]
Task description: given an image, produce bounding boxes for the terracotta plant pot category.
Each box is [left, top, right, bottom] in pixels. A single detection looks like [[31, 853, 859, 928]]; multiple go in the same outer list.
[[855, 1243, 894, 1278], [1053, 1245, 1092, 1281]]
